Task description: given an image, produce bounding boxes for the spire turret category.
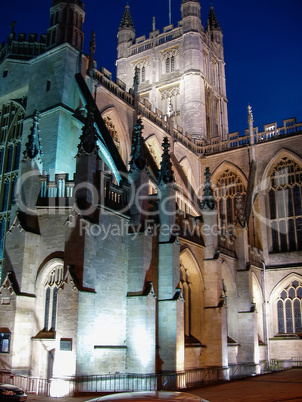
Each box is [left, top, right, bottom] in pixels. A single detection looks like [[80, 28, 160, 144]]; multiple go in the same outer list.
[[117, 4, 136, 59], [206, 5, 223, 44], [88, 30, 96, 76], [119, 4, 135, 31], [206, 5, 221, 31], [47, 0, 85, 51]]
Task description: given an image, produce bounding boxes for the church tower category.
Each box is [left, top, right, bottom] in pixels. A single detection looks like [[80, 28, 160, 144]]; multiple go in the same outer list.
[[46, 0, 85, 51], [116, 0, 228, 141]]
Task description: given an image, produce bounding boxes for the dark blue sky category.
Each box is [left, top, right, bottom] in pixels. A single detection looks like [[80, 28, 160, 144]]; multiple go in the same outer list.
[[1, 0, 301, 135]]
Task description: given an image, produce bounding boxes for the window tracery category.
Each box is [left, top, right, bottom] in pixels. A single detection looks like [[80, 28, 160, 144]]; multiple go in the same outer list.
[[161, 47, 179, 75], [268, 157, 302, 252], [133, 58, 149, 84], [0, 101, 24, 275], [214, 169, 246, 228], [43, 265, 64, 331], [277, 280, 302, 334]]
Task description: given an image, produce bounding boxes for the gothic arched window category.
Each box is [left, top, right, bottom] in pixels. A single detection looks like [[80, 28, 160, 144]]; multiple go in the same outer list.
[[133, 62, 148, 85], [268, 157, 302, 252], [43, 265, 64, 332], [162, 48, 178, 75], [0, 101, 25, 279], [215, 169, 246, 228], [277, 280, 302, 334]]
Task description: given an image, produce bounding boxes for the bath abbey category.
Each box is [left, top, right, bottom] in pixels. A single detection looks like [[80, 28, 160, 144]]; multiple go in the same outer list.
[[0, 0, 301, 396]]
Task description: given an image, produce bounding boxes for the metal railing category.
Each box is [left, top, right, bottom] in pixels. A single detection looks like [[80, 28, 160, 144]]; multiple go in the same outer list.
[[0, 371, 50, 395], [2, 361, 299, 397], [0, 368, 223, 396]]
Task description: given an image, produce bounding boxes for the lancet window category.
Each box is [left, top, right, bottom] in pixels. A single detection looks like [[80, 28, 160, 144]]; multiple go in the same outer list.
[[44, 265, 64, 331], [162, 47, 178, 75], [268, 157, 302, 252], [133, 59, 149, 84]]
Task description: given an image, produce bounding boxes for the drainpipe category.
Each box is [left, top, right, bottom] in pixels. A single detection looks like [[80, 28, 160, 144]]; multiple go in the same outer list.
[[262, 261, 270, 369]]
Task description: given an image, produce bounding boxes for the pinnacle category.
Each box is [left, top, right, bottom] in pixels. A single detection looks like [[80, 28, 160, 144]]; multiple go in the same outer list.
[[119, 3, 135, 31], [23, 110, 43, 161], [201, 167, 215, 210], [129, 118, 146, 172], [206, 4, 221, 31], [77, 104, 98, 155], [158, 137, 174, 185]]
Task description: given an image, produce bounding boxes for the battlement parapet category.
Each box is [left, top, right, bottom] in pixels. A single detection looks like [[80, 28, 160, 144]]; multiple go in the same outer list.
[[0, 32, 47, 62]]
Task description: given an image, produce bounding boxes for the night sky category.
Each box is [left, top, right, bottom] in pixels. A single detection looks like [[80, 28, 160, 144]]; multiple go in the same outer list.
[[1, 0, 301, 135]]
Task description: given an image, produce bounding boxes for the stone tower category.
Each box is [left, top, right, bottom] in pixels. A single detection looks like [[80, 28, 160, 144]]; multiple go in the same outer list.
[[47, 0, 85, 51], [116, 0, 228, 141]]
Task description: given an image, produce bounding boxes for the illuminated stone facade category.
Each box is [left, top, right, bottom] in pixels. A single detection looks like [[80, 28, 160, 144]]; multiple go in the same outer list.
[[0, 0, 301, 396]]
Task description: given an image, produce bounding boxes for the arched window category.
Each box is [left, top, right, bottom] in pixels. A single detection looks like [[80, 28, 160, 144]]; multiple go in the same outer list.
[[166, 57, 170, 74], [163, 49, 178, 75], [171, 55, 175, 72], [276, 280, 302, 334], [43, 265, 64, 332], [179, 249, 204, 346], [268, 157, 302, 252], [0, 101, 25, 279], [215, 169, 246, 228]]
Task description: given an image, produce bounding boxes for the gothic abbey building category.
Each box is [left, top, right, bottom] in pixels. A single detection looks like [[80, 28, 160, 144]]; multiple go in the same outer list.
[[0, 0, 301, 395]]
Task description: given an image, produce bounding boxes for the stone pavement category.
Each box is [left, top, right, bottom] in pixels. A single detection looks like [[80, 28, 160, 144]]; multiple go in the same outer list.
[[26, 368, 302, 402]]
